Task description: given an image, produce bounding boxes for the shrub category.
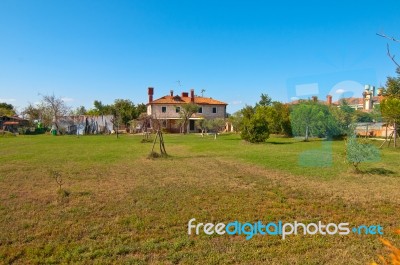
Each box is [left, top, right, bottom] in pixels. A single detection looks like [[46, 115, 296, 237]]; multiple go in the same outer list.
[[346, 136, 380, 172], [241, 110, 269, 143]]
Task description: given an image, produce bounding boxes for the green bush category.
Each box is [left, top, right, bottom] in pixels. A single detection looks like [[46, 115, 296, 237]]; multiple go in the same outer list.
[[241, 109, 269, 143], [346, 136, 380, 172]]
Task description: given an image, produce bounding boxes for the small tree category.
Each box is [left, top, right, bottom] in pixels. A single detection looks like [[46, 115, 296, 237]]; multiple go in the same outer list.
[[110, 109, 121, 138], [290, 101, 343, 140], [228, 111, 244, 133], [195, 118, 209, 136], [207, 118, 226, 139], [290, 102, 319, 141], [72, 106, 87, 116], [22, 103, 41, 125], [346, 136, 380, 173], [178, 103, 199, 134], [241, 108, 269, 143], [256, 93, 272, 107], [380, 97, 400, 147], [113, 99, 137, 130], [41, 94, 71, 134]]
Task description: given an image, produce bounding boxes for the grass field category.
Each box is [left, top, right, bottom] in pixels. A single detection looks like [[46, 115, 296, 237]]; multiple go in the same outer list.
[[0, 133, 399, 264]]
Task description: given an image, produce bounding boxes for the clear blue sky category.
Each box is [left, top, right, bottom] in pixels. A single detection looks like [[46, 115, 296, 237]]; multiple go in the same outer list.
[[0, 0, 399, 113]]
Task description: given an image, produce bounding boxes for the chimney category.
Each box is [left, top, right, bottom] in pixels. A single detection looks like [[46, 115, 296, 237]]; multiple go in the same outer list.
[[326, 95, 332, 105], [311, 96, 318, 102], [170, 90, 173, 96], [148, 87, 154, 103], [190, 89, 195, 103], [182, 92, 189, 97]]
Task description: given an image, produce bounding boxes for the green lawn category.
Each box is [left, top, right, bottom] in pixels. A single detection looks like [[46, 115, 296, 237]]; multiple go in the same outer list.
[[0, 133, 399, 264]]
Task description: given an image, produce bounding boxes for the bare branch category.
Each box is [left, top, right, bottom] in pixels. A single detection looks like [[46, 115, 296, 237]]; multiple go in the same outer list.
[[376, 32, 400, 43], [377, 32, 400, 67], [387, 43, 400, 67]]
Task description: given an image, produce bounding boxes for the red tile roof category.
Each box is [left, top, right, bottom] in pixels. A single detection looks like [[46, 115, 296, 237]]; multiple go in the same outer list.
[[3, 121, 19, 125], [333, 96, 382, 105], [150, 95, 227, 105], [333, 97, 364, 105]]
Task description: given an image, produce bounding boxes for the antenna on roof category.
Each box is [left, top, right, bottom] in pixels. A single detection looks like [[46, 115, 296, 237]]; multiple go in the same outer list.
[[176, 80, 182, 88], [201, 89, 205, 97]]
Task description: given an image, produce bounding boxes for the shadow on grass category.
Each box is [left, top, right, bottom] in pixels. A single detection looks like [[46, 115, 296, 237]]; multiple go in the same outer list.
[[266, 141, 295, 145], [172, 154, 225, 160], [364, 168, 396, 176]]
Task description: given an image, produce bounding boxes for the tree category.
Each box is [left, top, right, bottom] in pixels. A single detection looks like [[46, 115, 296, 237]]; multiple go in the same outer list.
[[290, 102, 319, 141], [195, 118, 209, 136], [136, 103, 147, 116], [355, 110, 373, 122], [73, 106, 87, 115], [241, 107, 269, 143], [290, 101, 342, 141], [377, 32, 400, 67], [228, 105, 257, 136], [0, 102, 15, 116], [271, 102, 292, 136], [178, 103, 199, 134], [207, 118, 226, 139], [256, 93, 272, 107], [346, 136, 380, 172], [380, 97, 400, 147], [329, 102, 354, 136], [22, 103, 41, 125], [113, 99, 137, 129], [87, 100, 114, 115], [228, 109, 247, 133], [255, 102, 292, 136], [371, 105, 383, 122], [385, 67, 400, 98], [41, 94, 70, 133]]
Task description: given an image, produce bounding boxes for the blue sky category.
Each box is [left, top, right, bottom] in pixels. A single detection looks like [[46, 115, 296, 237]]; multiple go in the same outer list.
[[0, 0, 399, 113]]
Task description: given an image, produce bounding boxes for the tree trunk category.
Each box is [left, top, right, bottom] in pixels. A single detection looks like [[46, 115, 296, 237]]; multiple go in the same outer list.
[[386, 124, 388, 141], [394, 122, 397, 148], [305, 125, 309, 141]]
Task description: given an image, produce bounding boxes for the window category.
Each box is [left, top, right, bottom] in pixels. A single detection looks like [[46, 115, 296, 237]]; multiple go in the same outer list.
[[198, 107, 203, 113], [212, 107, 217, 114], [162, 106, 167, 113], [176, 107, 180, 113]]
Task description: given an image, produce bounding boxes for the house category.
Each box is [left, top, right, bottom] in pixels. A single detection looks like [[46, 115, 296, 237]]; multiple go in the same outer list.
[[146, 87, 228, 133], [0, 115, 29, 133], [332, 85, 384, 111]]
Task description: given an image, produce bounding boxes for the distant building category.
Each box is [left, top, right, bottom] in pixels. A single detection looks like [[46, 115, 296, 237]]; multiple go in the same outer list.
[[146, 87, 228, 133], [290, 84, 384, 112], [333, 85, 384, 111], [355, 122, 394, 138], [0, 116, 29, 133]]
